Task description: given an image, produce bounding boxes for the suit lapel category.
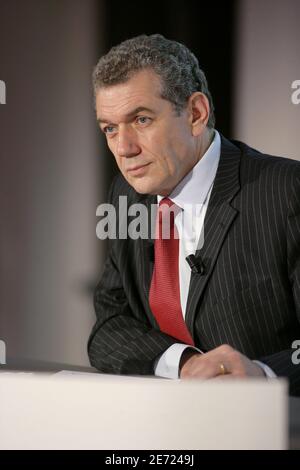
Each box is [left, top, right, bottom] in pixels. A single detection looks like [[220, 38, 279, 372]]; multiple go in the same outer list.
[[137, 194, 157, 299], [135, 136, 242, 334], [185, 136, 241, 337]]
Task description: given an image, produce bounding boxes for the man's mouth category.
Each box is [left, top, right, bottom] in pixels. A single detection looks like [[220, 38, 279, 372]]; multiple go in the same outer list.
[[127, 162, 151, 176]]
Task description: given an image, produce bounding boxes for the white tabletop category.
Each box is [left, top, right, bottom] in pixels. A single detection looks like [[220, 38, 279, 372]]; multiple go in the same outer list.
[[0, 369, 288, 450]]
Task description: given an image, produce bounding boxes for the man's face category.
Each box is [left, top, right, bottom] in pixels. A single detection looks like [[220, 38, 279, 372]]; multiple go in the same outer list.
[[96, 69, 198, 196]]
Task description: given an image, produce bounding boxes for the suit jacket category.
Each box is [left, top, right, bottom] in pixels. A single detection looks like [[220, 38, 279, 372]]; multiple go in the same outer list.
[[88, 135, 300, 395]]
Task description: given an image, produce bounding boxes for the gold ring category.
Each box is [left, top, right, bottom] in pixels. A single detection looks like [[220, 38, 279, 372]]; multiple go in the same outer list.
[[219, 363, 226, 375]]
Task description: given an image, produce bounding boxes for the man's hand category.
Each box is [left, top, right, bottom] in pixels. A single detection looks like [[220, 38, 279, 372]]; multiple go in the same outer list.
[[179, 344, 266, 379]]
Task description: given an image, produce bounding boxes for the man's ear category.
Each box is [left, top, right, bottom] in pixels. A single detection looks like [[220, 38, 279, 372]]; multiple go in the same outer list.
[[188, 92, 210, 136]]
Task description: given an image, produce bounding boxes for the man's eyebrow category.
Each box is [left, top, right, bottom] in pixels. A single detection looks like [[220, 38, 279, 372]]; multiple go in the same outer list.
[[97, 106, 155, 125]]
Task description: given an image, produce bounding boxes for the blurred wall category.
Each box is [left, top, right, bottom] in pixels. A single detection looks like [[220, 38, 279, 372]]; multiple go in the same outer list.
[[234, 0, 300, 160], [0, 0, 105, 366]]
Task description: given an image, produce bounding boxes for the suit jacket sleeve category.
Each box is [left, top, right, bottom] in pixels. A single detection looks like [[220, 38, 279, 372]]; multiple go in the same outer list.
[[258, 172, 300, 395], [87, 178, 177, 375]]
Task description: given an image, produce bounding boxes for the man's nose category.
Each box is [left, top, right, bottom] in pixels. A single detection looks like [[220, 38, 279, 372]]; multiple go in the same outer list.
[[116, 126, 141, 158]]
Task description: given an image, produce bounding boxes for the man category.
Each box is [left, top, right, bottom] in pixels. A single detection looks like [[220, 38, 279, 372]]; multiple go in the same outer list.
[[88, 34, 300, 395]]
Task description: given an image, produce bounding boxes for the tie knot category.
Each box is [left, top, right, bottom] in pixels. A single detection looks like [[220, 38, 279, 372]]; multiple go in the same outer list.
[[159, 197, 173, 208], [157, 198, 180, 239], [159, 198, 181, 216]]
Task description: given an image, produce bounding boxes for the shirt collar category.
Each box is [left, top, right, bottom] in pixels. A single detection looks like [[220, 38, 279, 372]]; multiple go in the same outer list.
[[157, 130, 221, 208]]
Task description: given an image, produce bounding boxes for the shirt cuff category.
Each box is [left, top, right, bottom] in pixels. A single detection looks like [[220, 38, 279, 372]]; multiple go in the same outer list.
[[253, 360, 277, 378], [154, 343, 203, 379]]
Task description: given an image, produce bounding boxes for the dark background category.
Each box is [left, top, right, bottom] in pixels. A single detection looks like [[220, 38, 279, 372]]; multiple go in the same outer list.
[[99, 0, 237, 184]]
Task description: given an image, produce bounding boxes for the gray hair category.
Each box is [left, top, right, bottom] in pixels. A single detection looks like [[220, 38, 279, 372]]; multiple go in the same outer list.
[[93, 34, 215, 128]]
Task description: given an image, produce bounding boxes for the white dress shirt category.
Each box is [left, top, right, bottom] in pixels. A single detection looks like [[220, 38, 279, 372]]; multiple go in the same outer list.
[[154, 130, 276, 380]]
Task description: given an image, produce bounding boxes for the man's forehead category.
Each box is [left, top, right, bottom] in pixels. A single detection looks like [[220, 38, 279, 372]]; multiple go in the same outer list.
[[95, 70, 163, 123]]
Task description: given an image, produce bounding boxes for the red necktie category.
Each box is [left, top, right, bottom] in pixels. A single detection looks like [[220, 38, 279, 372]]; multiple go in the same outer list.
[[149, 198, 194, 345]]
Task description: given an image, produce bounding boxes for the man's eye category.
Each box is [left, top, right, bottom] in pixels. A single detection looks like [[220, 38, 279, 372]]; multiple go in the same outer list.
[[136, 116, 152, 125], [103, 126, 116, 134]]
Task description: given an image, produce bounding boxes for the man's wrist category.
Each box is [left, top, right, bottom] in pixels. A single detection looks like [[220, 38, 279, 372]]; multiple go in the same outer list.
[[253, 360, 277, 378], [179, 349, 201, 376]]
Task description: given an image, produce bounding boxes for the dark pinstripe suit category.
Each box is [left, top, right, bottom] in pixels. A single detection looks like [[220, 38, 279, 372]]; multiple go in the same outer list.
[[88, 135, 300, 395]]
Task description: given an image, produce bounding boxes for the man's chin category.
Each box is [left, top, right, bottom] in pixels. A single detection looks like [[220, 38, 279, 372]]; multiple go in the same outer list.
[[126, 176, 160, 195], [131, 184, 154, 195]]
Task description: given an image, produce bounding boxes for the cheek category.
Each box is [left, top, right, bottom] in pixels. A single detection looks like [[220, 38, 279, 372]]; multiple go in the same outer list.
[[146, 134, 173, 164], [157, 138, 183, 172]]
